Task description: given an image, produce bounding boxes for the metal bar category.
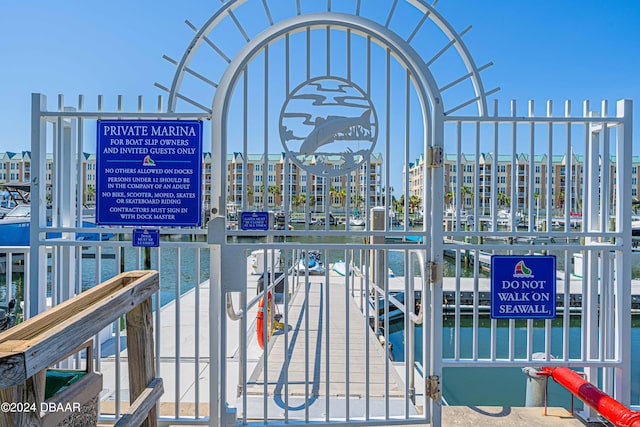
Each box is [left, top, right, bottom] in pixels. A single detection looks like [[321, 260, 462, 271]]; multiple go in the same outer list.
[[472, 247, 479, 360], [528, 101, 535, 233], [184, 19, 232, 63], [326, 25, 331, 76], [283, 250, 291, 423], [510, 100, 517, 234], [443, 115, 623, 124], [384, 249, 390, 419], [439, 62, 493, 92], [307, 27, 311, 81], [243, 68, 248, 213], [227, 9, 250, 42], [194, 249, 201, 419], [154, 248, 162, 421], [154, 84, 214, 114], [261, 0, 274, 25], [407, 8, 431, 43], [385, 0, 398, 27], [385, 47, 391, 228], [601, 101, 610, 233], [263, 46, 269, 213], [162, 55, 219, 88], [175, 248, 181, 418], [473, 122, 479, 230], [404, 250, 410, 416], [365, 249, 370, 420], [426, 25, 471, 67], [305, 257, 310, 422], [615, 99, 633, 405]]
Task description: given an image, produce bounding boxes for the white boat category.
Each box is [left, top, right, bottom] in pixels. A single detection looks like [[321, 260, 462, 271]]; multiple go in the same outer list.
[[331, 260, 351, 276], [349, 216, 365, 226], [248, 249, 281, 275], [0, 182, 112, 246], [295, 250, 325, 275]]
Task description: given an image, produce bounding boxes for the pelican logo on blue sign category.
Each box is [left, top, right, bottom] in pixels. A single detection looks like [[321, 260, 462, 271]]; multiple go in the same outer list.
[[491, 255, 556, 320]]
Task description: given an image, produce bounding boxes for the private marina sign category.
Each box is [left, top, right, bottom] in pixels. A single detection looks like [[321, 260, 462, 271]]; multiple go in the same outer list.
[[490, 255, 557, 319], [96, 120, 203, 227]]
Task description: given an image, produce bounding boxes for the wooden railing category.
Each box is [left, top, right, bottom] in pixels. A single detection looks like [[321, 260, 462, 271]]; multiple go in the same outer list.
[[0, 270, 163, 427]]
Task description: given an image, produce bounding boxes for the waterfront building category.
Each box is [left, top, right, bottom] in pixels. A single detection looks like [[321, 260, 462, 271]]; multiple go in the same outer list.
[[1, 150, 638, 216], [408, 151, 640, 215], [213, 151, 383, 214], [0, 150, 383, 216]]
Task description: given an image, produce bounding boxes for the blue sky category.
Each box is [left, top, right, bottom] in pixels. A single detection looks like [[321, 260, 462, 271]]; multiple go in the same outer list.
[[0, 0, 638, 157]]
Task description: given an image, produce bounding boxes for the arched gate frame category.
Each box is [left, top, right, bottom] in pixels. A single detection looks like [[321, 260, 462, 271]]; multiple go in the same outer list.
[[27, 1, 633, 426]]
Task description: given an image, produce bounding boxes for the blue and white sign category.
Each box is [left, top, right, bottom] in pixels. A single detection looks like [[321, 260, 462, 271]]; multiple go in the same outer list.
[[96, 120, 202, 226], [240, 212, 270, 231], [133, 229, 160, 247], [490, 255, 556, 319]]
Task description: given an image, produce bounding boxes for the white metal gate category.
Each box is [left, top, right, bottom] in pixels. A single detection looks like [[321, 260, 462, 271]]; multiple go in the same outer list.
[[172, 1, 487, 425], [20, 1, 634, 427], [440, 100, 633, 422]]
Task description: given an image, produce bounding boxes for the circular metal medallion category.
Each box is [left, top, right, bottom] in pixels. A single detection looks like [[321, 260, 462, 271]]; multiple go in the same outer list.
[[279, 76, 377, 176]]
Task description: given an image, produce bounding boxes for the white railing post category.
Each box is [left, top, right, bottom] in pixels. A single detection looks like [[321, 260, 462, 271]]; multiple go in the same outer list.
[[29, 93, 48, 318], [615, 99, 633, 406]]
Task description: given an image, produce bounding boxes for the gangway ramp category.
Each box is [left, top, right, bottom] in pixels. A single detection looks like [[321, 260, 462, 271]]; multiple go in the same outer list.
[[241, 275, 417, 421]]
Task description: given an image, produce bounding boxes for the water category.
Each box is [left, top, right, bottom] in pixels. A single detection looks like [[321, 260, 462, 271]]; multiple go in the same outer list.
[[80, 240, 210, 307], [387, 314, 640, 409], [3, 231, 639, 408]]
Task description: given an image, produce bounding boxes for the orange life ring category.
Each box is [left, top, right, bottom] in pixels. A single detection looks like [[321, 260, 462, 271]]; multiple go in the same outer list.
[[256, 291, 272, 349]]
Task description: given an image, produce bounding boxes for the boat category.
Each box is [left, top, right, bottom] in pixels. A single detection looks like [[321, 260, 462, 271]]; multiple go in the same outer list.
[[0, 182, 114, 246], [248, 249, 282, 275], [295, 250, 325, 275], [331, 260, 351, 276], [348, 216, 365, 226], [632, 215, 640, 236]]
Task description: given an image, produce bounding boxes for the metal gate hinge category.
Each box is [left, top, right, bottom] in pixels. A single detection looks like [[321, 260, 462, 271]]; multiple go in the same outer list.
[[426, 146, 443, 168], [428, 262, 441, 283], [426, 375, 440, 400]]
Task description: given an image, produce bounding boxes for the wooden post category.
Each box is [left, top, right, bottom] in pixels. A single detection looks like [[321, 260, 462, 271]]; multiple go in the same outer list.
[[125, 297, 157, 427]]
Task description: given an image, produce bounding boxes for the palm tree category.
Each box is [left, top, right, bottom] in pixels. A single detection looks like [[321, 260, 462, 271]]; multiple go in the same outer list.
[[267, 185, 281, 208], [329, 187, 339, 207], [445, 190, 454, 208], [408, 195, 421, 214], [244, 186, 254, 208], [460, 186, 472, 209], [291, 194, 305, 214], [86, 185, 96, 204], [351, 194, 364, 210], [392, 196, 403, 215], [338, 188, 347, 211], [558, 190, 565, 209], [497, 191, 509, 208]]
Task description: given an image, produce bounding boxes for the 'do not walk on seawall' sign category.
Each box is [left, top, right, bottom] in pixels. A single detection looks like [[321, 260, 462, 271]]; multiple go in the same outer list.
[[96, 120, 203, 227], [490, 255, 557, 319]]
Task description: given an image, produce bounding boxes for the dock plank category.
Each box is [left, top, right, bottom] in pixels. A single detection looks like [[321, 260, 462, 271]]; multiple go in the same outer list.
[[246, 276, 404, 399]]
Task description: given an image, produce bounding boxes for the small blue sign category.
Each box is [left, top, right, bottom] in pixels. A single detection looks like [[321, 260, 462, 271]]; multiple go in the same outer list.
[[491, 255, 556, 320], [133, 229, 160, 247], [96, 120, 202, 227], [240, 212, 269, 231]]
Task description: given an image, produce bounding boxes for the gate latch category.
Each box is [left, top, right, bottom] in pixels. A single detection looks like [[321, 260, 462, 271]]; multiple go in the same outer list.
[[426, 375, 440, 400], [426, 146, 443, 168], [427, 262, 441, 284]]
